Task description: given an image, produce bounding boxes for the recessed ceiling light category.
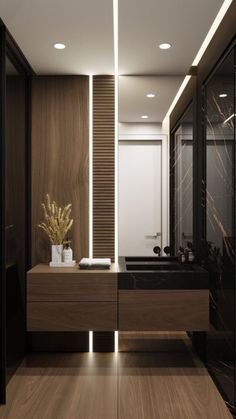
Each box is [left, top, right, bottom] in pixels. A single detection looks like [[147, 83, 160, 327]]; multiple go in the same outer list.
[[54, 43, 66, 50], [219, 93, 227, 98], [141, 115, 149, 119], [146, 93, 156, 98], [159, 43, 171, 50]]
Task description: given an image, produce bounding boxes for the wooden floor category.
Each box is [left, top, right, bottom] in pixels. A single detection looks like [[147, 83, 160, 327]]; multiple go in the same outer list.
[[0, 333, 232, 419]]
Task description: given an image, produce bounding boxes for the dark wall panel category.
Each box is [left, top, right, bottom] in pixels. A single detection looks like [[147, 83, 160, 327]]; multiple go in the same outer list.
[[31, 76, 89, 265], [5, 73, 26, 383]]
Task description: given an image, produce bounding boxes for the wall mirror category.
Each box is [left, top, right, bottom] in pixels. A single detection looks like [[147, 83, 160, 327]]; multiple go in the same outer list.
[[118, 75, 182, 257]]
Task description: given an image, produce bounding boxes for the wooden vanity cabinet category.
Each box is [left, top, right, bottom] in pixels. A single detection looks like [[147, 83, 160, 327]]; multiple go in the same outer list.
[[27, 265, 209, 333], [119, 289, 209, 331], [27, 264, 118, 332]]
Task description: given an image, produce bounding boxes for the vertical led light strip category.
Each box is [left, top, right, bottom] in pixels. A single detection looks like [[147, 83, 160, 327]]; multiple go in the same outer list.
[[114, 331, 119, 353], [89, 330, 93, 353], [113, 0, 119, 352], [89, 74, 93, 259], [89, 75, 93, 352], [113, 0, 118, 264]]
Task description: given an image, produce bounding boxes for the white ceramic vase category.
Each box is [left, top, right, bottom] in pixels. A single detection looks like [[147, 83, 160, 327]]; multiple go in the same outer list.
[[51, 244, 63, 263]]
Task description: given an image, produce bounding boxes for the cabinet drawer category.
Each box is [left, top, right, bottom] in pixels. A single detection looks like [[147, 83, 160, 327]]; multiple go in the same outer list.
[[119, 290, 209, 331], [27, 302, 117, 331], [27, 273, 117, 302]]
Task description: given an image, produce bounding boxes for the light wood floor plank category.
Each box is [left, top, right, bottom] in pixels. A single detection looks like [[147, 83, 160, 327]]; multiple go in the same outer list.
[[0, 333, 232, 419]]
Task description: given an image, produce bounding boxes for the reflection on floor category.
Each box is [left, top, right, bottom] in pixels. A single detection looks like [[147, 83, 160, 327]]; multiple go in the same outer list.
[[0, 333, 232, 419]]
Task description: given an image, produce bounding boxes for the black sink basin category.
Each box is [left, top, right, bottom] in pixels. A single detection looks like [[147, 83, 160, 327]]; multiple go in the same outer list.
[[118, 256, 208, 290], [126, 263, 194, 271], [125, 256, 177, 263]]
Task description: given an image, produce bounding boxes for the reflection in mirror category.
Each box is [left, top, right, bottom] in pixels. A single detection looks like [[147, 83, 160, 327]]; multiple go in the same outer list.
[[173, 104, 193, 253], [118, 75, 183, 257], [5, 56, 26, 382]]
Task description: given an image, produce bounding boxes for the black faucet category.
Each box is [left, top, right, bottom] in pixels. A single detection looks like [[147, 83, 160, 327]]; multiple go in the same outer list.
[[153, 246, 161, 256]]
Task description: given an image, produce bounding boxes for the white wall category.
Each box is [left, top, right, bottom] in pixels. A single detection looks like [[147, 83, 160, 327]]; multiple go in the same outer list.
[[118, 122, 170, 255], [119, 122, 164, 140]]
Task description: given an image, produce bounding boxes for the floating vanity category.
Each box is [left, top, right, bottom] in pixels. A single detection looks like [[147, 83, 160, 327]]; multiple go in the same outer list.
[[118, 257, 209, 331], [27, 258, 209, 335], [27, 264, 118, 332]]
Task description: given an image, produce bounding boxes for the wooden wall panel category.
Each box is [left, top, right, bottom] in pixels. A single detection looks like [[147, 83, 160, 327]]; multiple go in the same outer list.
[[93, 76, 115, 261], [31, 76, 89, 265]]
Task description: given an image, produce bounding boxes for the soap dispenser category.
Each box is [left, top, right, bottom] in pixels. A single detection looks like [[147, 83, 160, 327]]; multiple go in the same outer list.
[[186, 242, 195, 263], [178, 247, 185, 263], [63, 239, 73, 263]]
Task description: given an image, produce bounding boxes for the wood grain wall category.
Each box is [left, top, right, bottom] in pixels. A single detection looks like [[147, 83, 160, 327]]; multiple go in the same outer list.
[[31, 76, 89, 265], [93, 76, 115, 261]]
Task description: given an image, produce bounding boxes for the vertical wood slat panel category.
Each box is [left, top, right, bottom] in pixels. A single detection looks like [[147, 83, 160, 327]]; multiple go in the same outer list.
[[93, 76, 115, 261], [31, 76, 89, 265]]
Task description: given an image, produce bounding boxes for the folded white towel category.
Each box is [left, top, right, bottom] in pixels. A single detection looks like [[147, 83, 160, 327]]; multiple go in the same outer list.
[[79, 258, 111, 267]]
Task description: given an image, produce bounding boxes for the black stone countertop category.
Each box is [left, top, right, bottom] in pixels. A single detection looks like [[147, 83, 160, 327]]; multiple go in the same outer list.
[[118, 256, 209, 290]]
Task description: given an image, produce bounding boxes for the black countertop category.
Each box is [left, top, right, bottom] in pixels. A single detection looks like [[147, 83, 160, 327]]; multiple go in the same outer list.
[[118, 256, 209, 290]]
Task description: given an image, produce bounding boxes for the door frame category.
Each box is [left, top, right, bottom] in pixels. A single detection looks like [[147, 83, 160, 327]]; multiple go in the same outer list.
[[118, 134, 169, 254]]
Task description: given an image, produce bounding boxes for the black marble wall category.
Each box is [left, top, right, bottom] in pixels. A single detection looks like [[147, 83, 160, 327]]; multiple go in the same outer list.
[[173, 104, 193, 254], [204, 48, 235, 412]]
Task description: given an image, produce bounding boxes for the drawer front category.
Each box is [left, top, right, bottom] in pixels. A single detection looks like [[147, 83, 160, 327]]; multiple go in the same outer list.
[[119, 290, 209, 331], [27, 273, 117, 302], [27, 302, 117, 331]]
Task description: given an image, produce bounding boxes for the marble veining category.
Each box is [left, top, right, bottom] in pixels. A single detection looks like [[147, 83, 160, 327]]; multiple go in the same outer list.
[[203, 48, 235, 412]]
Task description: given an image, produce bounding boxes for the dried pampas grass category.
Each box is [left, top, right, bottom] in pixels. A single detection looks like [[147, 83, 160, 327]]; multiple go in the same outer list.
[[38, 194, 73, 245]]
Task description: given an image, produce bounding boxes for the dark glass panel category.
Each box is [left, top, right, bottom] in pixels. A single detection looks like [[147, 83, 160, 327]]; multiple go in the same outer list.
[[5, 56, 26, 382], [205, 48, 235, 408]]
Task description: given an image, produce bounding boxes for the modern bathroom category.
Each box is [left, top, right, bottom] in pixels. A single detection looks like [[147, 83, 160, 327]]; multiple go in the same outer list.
[[0, 0, 235, 418]]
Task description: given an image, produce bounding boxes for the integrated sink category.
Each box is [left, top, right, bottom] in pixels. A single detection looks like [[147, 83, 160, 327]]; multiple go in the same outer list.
[[118, 256, 209, 332], [118, 256, 209, 290], [125, 256, 195, 271], [125, 256, 177, 263], [126, 263, 194, 271]]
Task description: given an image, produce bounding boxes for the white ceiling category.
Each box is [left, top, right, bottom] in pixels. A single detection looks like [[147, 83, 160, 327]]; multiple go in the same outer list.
[[119, 0, 224, 75], [0, 0, 225, 121], [0, 0, 114, 74], [119, 76, 183, 122]]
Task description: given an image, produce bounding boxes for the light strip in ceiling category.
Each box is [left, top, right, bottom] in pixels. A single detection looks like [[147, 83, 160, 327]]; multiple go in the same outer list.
[[163, 0, 233, 123]]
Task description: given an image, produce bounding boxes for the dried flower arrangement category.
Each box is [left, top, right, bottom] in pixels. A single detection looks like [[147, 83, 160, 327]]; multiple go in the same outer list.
[[38, 194, 73, 245]]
